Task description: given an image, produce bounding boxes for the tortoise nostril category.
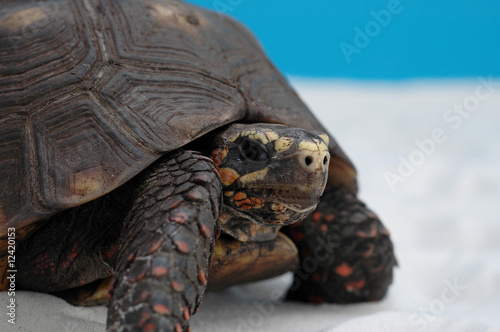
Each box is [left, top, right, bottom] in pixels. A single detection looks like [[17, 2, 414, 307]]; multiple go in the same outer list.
[[305, 156, 313, 166], [323, 156, 328, 165]]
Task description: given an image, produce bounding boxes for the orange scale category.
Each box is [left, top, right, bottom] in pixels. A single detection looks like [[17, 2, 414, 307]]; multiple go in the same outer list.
[[345, 279, 365, 292], [335, 263, 353, 277]]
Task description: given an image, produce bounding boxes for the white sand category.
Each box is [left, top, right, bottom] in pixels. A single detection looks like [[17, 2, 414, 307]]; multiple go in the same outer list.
[[2, 79, 500, 331]]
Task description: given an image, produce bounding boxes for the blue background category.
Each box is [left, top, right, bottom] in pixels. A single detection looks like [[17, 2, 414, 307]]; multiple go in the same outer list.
[[186, 0, 500, 79]]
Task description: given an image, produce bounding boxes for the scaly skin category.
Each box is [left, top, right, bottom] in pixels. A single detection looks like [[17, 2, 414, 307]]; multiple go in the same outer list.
[[284, 186, 396, 303], [16, 181, 133, 292], [107, 150, 220, 331]]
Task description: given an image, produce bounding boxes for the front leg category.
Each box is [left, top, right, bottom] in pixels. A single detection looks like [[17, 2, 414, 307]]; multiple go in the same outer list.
[[107, 151, 220, 332], [284, 186, 396, 303]]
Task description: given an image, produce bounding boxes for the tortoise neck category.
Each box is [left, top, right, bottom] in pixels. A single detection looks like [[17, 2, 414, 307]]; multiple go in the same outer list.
[[219, 205, 281, 242]]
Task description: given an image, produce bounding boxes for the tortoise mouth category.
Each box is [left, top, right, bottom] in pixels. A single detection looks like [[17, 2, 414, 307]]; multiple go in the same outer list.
[[260, 187, 321, 210], [221, 185, 322, 234]]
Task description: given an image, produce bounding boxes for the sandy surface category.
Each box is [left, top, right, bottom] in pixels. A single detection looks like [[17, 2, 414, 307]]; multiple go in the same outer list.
[[2, 79, 500, 331]]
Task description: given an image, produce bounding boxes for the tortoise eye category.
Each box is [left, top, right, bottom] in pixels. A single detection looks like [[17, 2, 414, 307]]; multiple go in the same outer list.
[[240, 140, 268, 163]]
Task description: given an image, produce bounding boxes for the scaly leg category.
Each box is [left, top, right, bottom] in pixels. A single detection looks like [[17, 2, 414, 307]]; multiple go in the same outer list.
[[107, 151, 220, 332], [284, 186, 396, 303]]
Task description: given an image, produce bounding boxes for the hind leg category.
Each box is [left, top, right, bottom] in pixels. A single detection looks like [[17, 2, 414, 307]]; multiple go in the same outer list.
[[283, 186, 396, 303]]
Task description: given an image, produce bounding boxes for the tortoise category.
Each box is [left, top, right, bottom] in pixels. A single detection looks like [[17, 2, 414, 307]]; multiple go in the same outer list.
[[0, 0, 396, 331]]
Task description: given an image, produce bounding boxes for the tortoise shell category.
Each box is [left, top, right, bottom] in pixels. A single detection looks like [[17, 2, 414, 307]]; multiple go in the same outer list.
[[0, 0, 355, 270]]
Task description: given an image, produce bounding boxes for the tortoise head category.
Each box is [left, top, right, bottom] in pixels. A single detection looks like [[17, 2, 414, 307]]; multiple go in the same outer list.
[[210, 123, 329, 241]]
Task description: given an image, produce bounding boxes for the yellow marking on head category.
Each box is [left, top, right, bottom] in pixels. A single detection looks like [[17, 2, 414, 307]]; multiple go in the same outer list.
[[240, 130, 256, 138], [254, 133, 269, 145], [237, 130, 270, 145], [274, 137, 295, 153], [299, 139, 328, 153], [224, 191, 234, 197], [229, 133, 240, 142], [218, 168, 240, 186], [319, 134, 329, 146], [238, 168, 269, 184], [241, 130, 269, 145], [265, 131, 279, 142]]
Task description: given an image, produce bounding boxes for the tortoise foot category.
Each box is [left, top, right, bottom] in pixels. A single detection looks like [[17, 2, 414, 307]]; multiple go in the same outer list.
[[284, 186, 396, 303]]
